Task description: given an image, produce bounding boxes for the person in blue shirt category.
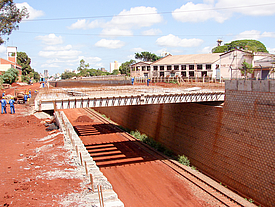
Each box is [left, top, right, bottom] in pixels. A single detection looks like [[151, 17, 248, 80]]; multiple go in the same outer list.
[[9, 97, 15, 114], [24, 93, 28, 104], [1, 96, 7, 114], [2, 91, 5, 97], [131, 77, 134, 85], [147, 78, 151, 86]]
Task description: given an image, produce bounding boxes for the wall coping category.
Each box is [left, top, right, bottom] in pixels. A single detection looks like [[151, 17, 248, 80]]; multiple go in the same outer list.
[[225, 80, 275, 92]]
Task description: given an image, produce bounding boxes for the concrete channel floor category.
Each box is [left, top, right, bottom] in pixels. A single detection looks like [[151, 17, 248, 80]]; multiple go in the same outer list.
[[63, 108, 223, 207]]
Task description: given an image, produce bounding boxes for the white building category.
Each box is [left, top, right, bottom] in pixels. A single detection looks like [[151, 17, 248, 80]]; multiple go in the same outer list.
[[110, 61, 121, 73]]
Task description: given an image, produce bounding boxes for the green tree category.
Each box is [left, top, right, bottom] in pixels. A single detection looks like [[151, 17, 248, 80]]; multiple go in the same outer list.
[[61, 71, 76, 79], [239, 59, 253, 78], [0, 0, 29, 44], [2, 67, 18, 84], [112, 69, 119, 75], [119, 59, 136, 76], [17, 52, 32, 75], [135, 51, 161, 62], [212, 40, 268, 53], [77, 59, 89, 71]]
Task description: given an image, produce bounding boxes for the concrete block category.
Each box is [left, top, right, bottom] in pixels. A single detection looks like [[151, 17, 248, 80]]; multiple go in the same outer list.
[[270, 80, 275, 92], [225, 80, 238, 91], [252, 80, 270, 92]]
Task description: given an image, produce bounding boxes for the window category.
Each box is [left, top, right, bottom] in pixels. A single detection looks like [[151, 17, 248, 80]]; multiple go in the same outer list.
[[181, 71, 186, 77], [197, 64, 202, 70], [167, 65, 172, 70], [160, 72, 164, 76], [147, 66, 150, 71], [154, 66, 158, 71], [189, 65, 194, 70], [171, 73, 175, 77], [189, 71, 194, 77], [142, 66, 146, 71], [181, 65, 186, 70], [206, 64, 211, 70], [174, 65, 179, 70], [201, 71, 207, 77], [160, 66, 164, 70], [144, 73, 148, 77]]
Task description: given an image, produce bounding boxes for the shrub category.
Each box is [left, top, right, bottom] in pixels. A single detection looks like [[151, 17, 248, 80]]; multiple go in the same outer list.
[[178, 155, 190, 166]]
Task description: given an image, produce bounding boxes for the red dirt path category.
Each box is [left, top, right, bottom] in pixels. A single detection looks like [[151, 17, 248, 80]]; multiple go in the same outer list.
[[0, 84, 83, 207], [63, 108, 213, 207]]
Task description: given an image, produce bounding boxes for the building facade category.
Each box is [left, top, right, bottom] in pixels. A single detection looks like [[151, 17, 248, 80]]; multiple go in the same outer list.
[[0, 46, 22, 80]]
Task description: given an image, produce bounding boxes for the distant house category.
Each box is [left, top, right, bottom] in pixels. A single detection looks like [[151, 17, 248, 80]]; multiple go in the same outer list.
[[130, 61, 152, 77], [0, 46, 22, 81], [130, 49, 275, 80]]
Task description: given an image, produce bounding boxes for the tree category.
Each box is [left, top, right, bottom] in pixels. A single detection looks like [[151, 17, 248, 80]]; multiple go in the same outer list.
[[0, 0, 29, 44], [61, 71, 76, 80], [119, 59, 136, 76], [2, 67, 18, 84], [212, 40, 268, 53], [112, 69, 119, 75], [239, 59, 253, 78], [17, 52, 32, 75], [135, 51, 161, 62], [77, 59, 89, 71]]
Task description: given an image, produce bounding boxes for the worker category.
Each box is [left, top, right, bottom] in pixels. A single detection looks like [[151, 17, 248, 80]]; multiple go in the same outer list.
[[131, 77, 134, 85], [29, 89, 31, 95], [24, 93, 28, 104], [9, 97, 15, 114], [1, 96, 7, 114], [147, 78, 151, 86], [2, 91, 5, 97], [35, 90, 38, 93]]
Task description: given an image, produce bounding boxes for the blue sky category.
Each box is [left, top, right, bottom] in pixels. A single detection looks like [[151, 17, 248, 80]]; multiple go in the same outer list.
[[1, 0, 275, 76]]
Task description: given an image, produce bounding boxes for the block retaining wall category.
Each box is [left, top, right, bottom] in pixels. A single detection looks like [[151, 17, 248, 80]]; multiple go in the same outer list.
[[94, 86, 275, 207]]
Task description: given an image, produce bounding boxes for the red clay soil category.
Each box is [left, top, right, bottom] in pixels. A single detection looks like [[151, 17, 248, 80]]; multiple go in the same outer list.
[[0, 84, 83, 206], [63, 108, 213, 207]]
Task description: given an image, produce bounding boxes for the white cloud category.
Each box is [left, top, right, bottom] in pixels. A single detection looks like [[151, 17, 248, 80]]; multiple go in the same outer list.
[[38, 45, 81, 59], [16, 2, 44, 20], [267, 48, 275, 53], [101, 28, 133, 36], [41, 63, 59, 68], [36, 34, 63, 45], [172, 0, 275, 23], [68, 19, 102, 30], [262, 32, 275, 38], [156, 34, 203, 47], [199, 46, 212, 53], [131, 47, 144, 53], [216, 0, 275, 16], [236, 30, 262, 40], [0, 45, 6, 54], [235, 30, 275, 40], [172, 2, 229, 23], [95, 39, 125, 49], [142, 29, 162, 36], [106, 6, 162, 29]]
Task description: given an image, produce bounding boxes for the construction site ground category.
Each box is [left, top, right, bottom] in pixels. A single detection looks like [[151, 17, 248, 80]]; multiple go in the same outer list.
[[0, 81, 243, 207]]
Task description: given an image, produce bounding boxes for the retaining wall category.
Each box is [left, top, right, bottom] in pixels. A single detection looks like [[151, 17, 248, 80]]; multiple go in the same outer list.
[[94, 80, 275, 207], [50, 80, 131, 87]]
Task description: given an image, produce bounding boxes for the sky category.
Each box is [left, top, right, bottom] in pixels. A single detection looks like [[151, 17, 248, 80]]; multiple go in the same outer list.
[[1, 0, 275, 76]]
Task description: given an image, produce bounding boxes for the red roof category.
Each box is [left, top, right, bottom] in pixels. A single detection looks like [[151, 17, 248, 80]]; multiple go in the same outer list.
[[0, 58, 22, 69]]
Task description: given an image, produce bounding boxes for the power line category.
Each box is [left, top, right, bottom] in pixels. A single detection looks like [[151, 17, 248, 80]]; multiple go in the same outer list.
[[15, 30, 240, 37], [22, 2, 275, 22]]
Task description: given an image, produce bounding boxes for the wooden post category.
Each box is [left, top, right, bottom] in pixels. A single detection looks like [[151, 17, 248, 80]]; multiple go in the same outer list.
[[84, 161, 88, 176], [80, 152, 83, 166], [90, 174, 94, 192]]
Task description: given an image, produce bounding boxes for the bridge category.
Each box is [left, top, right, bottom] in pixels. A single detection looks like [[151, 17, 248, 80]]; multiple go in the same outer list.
[[37, 91, 224, 111]]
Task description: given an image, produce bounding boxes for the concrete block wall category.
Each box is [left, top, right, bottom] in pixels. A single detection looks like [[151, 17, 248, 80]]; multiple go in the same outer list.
[[94, 89, 275, 207]]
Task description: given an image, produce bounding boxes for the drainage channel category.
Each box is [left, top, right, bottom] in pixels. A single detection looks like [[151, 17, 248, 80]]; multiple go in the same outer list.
[[55, 110, 124, 207]]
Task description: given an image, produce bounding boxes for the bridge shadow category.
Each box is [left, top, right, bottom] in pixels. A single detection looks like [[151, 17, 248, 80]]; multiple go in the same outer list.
[[73, 122, 163, 168], [84, 140, 160, 168], [74, 123, 118, 136]]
